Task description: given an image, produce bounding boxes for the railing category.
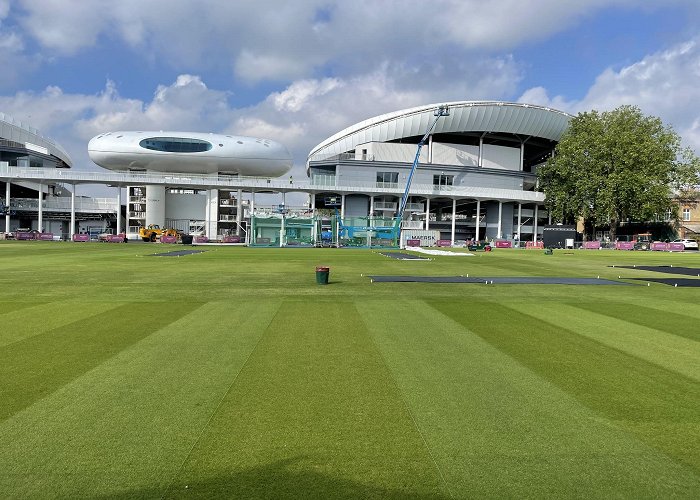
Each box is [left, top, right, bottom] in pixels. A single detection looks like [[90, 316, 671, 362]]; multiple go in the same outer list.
[[10, 197, 118, 212], [374, 201, 397, 210], [310, 175, 336, 187], [405, 203, 424, 212], [0, 164, 546, 203]]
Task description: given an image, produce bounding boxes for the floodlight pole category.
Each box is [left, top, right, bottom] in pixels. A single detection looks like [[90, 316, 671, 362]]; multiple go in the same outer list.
[[397, 105, 449, 245]]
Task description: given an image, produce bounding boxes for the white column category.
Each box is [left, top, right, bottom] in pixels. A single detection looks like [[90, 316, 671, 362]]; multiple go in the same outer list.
[[451, 198, 456, 245], [478, 134, 484, 167], [205, 189, 211, 239], [116, 187, 122, 235], [533, 204, 539, 242], [475, 200, 481, 241], [145, 185, 166, 228], [548, 213, 552, 225], [520, 142, 525, 172], [370, 195, 374, 216], [236, 189, 242, 236], [280, 214, 285, 247], [517, 202, 522, 241], [249, 192, 255, 245], [340, 194, 346, 219], [428, 135, 433, 164], [38, 183, 43, 232], [497, 201, 503, 239], [70, 186, 76, 239], [425, 198, 430, 231], [5, 181, 11, 233]]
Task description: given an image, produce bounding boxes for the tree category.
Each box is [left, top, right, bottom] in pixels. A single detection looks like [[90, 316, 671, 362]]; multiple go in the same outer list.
[[539, 105, 700, 241]]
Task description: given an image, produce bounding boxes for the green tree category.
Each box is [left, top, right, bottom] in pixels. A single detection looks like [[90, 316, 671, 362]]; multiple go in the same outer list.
[[539, 105, 700, 241]]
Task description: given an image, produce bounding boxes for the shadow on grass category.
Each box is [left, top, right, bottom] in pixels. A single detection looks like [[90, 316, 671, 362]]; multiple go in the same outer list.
[[100, 457, 449, 499]]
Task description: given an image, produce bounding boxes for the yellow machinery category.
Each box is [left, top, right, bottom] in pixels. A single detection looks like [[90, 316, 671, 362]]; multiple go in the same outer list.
[[138, 224, 179, 242]]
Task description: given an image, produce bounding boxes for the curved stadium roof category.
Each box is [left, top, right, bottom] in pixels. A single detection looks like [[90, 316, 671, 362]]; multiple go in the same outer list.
[[307, 101, 572, 166], [0, 112, 72, 167]]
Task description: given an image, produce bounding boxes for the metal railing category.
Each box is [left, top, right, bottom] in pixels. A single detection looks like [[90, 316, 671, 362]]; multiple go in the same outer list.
[[0, 163, 545, 203], [10, 197, 118, 212]]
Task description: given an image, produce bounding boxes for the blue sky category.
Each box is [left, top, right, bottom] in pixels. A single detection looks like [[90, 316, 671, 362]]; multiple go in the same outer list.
[[2, 0, 700, 187]]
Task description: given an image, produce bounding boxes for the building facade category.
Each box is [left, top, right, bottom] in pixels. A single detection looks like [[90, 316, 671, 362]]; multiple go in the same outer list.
[[1, 113, 119, 237], [306, 101, 571, 242]]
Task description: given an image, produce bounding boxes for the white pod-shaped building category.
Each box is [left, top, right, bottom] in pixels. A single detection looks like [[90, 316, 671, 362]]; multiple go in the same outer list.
[[88, 131, 292, 177]]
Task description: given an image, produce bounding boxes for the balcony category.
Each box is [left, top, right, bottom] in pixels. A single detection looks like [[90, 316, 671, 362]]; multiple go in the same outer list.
[[374, 201, 397, 211]]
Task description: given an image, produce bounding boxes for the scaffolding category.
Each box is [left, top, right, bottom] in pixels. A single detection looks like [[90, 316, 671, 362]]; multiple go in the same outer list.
[[248, 214, 398, 248]]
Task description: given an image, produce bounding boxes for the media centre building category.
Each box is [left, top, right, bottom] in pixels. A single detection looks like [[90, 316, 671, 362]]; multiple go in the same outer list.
[[2, 101, 571, 243]]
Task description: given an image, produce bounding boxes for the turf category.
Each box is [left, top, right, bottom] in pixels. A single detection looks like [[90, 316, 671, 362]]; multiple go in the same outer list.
[[0, 241, 699, 498]]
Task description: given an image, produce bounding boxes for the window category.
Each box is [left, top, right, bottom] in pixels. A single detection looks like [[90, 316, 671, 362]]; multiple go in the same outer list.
[[683, 208, 691, 221], [376, 171, 398, 187], [433, 174, 453, 187], [139, 137, 212, 153]]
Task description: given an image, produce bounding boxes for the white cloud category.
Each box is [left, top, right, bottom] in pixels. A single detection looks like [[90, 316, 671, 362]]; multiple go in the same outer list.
[[517, 38, 700, 150], [12, 0, 700, 83]]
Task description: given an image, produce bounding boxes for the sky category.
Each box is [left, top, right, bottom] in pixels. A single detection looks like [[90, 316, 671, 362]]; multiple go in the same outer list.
[[2, 0, 700, 198]]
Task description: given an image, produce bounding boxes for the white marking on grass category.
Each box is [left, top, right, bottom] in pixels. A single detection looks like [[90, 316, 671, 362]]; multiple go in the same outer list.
[[411, 247, 474, 257]]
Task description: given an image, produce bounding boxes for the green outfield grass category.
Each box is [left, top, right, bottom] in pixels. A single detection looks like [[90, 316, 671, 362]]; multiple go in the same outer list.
[[0, 242, 698, 499]]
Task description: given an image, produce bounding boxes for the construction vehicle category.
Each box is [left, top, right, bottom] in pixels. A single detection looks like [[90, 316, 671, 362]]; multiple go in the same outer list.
[[138, 224, 179, 242]]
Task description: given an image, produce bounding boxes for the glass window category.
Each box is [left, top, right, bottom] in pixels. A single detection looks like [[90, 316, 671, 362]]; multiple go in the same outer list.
[[376, 172, 398, 186], [683, 208, 691, 221], [433, 174, 453, 186], [139, 137, 213, 153]]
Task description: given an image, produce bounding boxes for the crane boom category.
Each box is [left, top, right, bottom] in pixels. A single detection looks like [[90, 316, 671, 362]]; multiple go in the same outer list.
[[396, 105, 449, 241]]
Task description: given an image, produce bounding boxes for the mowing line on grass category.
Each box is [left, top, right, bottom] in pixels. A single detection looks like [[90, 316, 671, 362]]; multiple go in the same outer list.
[[432, 300, 700, 474], [159, 300, 282, 500], [364, 318, 455, 500]]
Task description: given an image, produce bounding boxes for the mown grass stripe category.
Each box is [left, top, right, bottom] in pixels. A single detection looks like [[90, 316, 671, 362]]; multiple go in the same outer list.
[[0, 301, 276, 499], [509, 302, 700, 382], [0, 301, 119, 348], [361, 299, 700, 498], [571, 301, 700, 342], [430, 300, 700, 473], [0, 302, 43, 316], [0, 301, 203, 422], [169, 299, 448, 499]]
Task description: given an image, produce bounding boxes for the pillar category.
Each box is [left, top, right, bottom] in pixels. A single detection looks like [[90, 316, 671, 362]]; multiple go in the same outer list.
[[475, 200, 481, 241], [205, 189, 211, 239], [236, 189, 242, 236], [38, 183, 43, 232], [533, 204, 539, 242], [517, 202, 522, 241], [5, 181, 10, 233], [116, 187, 122, 235], [70, 186, 76, 238], [425, 198, 430, 231], [478, 134, 484, 167], [145, 185, 166, 228], [497, 201, 503, 239], [451, 198, 456, 245]]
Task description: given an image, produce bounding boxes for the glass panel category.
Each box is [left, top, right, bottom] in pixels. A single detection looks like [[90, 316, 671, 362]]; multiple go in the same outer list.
[[139, 137, 213, 153]]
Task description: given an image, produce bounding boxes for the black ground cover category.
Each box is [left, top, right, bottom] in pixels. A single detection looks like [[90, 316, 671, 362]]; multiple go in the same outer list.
[[613, 265, 700, 276], [630, 278, 700, 287], [150, 250, 206, 257], [368, 276, 630, 285], [378, 252, 430, 260]]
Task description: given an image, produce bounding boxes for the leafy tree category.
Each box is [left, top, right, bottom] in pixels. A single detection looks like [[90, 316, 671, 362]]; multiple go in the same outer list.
[[539, 105, 700, 241]]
